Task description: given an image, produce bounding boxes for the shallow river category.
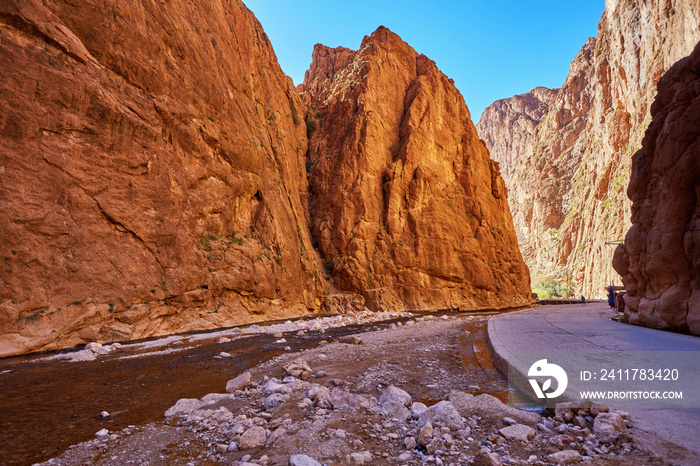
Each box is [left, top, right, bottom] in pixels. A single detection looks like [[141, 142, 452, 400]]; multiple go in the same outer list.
[[0, 312, 534, 465]]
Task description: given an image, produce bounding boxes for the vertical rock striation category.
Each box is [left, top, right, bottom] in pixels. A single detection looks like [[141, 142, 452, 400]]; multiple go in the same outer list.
[[302, 27, 532, 312], [477, 87, 558, 181], [613, 41, 700, 334], [0, 0, 327, 356], [477, 0, 700, 297]]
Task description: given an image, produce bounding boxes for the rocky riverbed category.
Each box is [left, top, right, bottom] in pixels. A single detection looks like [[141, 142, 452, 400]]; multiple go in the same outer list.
[[34, 314, 693, 465]]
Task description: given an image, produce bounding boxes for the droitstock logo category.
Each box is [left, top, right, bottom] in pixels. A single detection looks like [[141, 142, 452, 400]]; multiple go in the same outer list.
[[528, 359, 568, 399]]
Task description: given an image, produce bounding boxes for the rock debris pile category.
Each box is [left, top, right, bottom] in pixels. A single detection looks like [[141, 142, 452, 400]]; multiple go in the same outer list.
[[51, 364, 636, 465], [36, 314, 669, 466]]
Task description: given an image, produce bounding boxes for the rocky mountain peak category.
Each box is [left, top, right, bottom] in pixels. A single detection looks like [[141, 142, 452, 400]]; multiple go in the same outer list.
[[477, 0, 700, 298], [302, 26, 531, 312]]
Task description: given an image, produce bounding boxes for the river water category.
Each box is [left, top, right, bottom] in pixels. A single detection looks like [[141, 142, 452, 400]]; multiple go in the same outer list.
[[0, 312, 535, 465]]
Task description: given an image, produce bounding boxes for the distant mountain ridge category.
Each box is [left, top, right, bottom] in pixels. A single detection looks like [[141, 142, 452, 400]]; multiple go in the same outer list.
[[477, 0, 700, 298]]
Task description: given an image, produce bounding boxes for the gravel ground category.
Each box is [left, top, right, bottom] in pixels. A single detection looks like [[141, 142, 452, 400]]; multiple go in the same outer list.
[[37, 314, 697, 466]]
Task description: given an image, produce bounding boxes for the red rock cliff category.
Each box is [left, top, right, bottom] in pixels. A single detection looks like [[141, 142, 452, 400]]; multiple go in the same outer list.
[[302, 27, 532, 312], [477, 0, 700, 298], [613, 41, 700, 334], [477, 87, 558, 181], [0, 0, 328, 356]]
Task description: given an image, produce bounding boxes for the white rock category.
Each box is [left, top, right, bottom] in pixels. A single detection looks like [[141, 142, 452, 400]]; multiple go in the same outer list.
[[593, 412, 626, 441], [84, 342, 103, 351], [95, 428, 109, 437], [474, 447, 501, 466], [71, 351, 97, 362], [238, 426, 267, 449], [283, 358, 312, 380], [329, 388, 377, 410], [308, 384, 331, 408], [91, 346, 110, 355], [410, 402, 428, 418], [380, 385, 412, 407], [418, 422, 433, 446], [381, 400, 411, 421], [404, 436, 417, 449], [289, 454, 322, 466], [201, 393, 237, 404], [348, 451, 373, 465], [547, 450, 581, 465], [164, 398, 204, 417], [418, 401, 465, 430], [100, 411, 110, 419], [264, 393, 290, 411], [226, 372, 252, 393], [397, 452, 413, 462], [499, 424, 535, 442], [264, 378, 292, 395]]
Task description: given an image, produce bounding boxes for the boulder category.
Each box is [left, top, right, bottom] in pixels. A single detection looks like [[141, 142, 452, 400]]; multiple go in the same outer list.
[[474, 447, 502, 466], [499, 424, 535, 442], [547, 450, 582, 465], [329, 388, 377, 410], [417, 422, 433, 446], [302, 26, 531, 314], [593, 412, 627, 441], [410, 402, 429, 419], [289, 454, 322, 466], [307, 384, 331, 408], [283, 359, 312, 380], [264, 393, 290, 411], [449, 391, 541, 426], [238, 426, 267, 450], [418, 401, 465, 430], [225, 372, 252, 393], [164, 398, 204, 417], [380, 385, 412, 407]]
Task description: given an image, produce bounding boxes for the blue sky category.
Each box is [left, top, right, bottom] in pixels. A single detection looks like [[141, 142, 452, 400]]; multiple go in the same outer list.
[[244, 1, 605, 122]]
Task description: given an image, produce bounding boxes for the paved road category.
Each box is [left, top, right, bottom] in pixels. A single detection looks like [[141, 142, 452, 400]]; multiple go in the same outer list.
[[488, 303, 700, 456]]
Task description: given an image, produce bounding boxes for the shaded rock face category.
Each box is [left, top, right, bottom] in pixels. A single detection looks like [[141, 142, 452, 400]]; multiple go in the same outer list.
[[476, 87, 558, 180], [0, 0, 327, 356], [477, 0, 700, 297], [613, 41, 700, 334], [302, 27, 531, 312]]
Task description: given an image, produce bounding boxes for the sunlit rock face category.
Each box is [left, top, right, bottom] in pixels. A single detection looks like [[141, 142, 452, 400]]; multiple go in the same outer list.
[[302, 27, 532, 313], [477, 0, 700, 298], [0, 0, 328, 356], [613, 41, 700, 335]]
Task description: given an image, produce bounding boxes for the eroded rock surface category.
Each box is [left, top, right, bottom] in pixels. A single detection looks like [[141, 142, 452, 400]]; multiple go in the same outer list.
[[0, 0, 327, 356], [477, 0, 700, 297], [613, 41, 700, 334], [302, 27, 531, 312]]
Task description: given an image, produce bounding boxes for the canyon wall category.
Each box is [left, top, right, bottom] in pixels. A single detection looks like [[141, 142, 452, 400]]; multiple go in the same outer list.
[[0, 0, 328, 357], [613, 41, 700, 335], [302, 27, 532, 312], [477, 0, 700, 297], [0, 4, 532, 356]]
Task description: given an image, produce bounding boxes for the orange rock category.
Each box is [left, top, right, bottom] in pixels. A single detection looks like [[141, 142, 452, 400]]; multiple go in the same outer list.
[[302, 27, 531, 312], [478, 1, 700, 297], [0, 0, 327, 356], [613, 40, 700, 335]]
